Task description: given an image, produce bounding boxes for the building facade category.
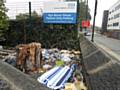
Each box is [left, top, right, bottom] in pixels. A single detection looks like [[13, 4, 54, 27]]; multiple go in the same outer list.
[[106, 0, 120, 39], [107, 0, 120, 30], [101, 10, 109, 33]]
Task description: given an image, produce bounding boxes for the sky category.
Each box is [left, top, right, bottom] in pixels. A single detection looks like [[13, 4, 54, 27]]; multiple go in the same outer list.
[[6, 0, 118, 27], [88, 0, 118, 27]]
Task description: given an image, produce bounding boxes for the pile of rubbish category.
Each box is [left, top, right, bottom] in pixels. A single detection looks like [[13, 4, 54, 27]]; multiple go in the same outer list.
[[41, 48, 80, 70], [0, 49, 16, 67], [0, 49, 16, 60], [37, 49, 87, 90], [1, 42, 87, 90]]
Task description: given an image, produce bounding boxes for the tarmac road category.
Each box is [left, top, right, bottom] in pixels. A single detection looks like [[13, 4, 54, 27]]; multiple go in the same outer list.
[[86, 33, 120, 61]]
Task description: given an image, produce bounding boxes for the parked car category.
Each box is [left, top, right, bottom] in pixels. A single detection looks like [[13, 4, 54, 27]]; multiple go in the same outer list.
[[86, 32, 92, 36]]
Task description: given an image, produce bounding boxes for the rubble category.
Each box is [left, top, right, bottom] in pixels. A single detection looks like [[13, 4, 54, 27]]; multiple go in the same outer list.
[[4, 55, 16, 67], [65, 81, 87, 90], [0, 43, 87, 90], [0, 49, 16, 61], [36, 48, 87, 90]]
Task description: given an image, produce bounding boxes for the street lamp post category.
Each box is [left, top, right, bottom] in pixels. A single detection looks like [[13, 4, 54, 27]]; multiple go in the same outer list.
[[91, 0, 98, 42]]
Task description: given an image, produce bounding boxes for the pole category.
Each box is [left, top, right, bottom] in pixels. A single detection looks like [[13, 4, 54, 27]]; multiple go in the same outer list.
[[23, 21, 26, 44], [85, 0, 88, 35], [29, 2, 32, 42], [86, 0, 88, 20], [91, 0, 97, 42], [29, 2, 32, 23], [77, 0, 80, 38]]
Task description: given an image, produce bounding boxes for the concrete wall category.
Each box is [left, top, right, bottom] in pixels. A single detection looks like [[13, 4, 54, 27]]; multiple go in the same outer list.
[[0, 61, 51, 90], [79, 33, 120, 90]]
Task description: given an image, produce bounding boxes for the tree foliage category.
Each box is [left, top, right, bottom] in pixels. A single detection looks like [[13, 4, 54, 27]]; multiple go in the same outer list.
[[0, 0, 9, 36], [4, 1, 91, 49], [64, 0, 91, 27], [16, 11, 39, 20], [5, 11, 79, 50], [79, 0, 91, 26]]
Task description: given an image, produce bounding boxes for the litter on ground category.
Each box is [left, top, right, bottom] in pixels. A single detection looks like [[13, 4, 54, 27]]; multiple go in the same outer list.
[[0, 43, 87, 90]]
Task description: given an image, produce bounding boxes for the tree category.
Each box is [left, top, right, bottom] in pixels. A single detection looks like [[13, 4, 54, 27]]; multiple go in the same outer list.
[[7, 11, 79, 49], [59, 0, 91, 20], [16, 13, 29, 20], [0, 0, 9, 36], [79, 0, 91, 25], [80, 0, 91, 20], [61, 0, 91, 30], [16, 11, 39, 20]]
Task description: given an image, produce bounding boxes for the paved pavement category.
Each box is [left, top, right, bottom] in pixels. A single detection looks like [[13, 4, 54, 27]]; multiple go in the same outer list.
[[86, 33, 120, 61]]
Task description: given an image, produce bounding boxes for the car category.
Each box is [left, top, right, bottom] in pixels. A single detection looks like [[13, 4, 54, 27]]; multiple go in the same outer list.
[[86, 32, 92, 36]]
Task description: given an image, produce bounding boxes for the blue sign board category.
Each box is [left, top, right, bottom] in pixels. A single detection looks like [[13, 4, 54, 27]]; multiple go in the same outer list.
[[43, 2, 77, 24], [43, 13, 77, 24]]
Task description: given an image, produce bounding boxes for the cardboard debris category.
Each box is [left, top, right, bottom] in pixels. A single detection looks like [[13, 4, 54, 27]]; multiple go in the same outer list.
[[16, 42, 42, 73], [65, 81, 87, 90]]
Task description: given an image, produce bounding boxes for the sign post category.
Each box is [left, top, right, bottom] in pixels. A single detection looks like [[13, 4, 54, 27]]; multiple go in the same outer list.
[[91, 0, 98, 42], [43, 1, 77, 24]]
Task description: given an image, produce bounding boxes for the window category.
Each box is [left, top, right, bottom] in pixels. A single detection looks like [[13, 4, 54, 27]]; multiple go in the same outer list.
[[109, 11, 111, 14], [112, 10, 114, 12], [114, 13, 120, 19], [113, 22, 119, 26], [109, 17, 113, 20], [107, 24, 113, 27], [115, 4, 120, 11], [111, 17, 113, 20]]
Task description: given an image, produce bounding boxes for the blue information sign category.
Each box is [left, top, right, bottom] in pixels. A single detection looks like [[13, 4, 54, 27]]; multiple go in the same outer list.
[[43, 13, 77, 24], [43, 2, 77, 24]]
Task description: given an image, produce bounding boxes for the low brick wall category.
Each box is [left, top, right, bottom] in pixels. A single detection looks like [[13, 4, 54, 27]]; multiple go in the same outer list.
[[79, 33, 120, 90], [0, 61, 51, 90]]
